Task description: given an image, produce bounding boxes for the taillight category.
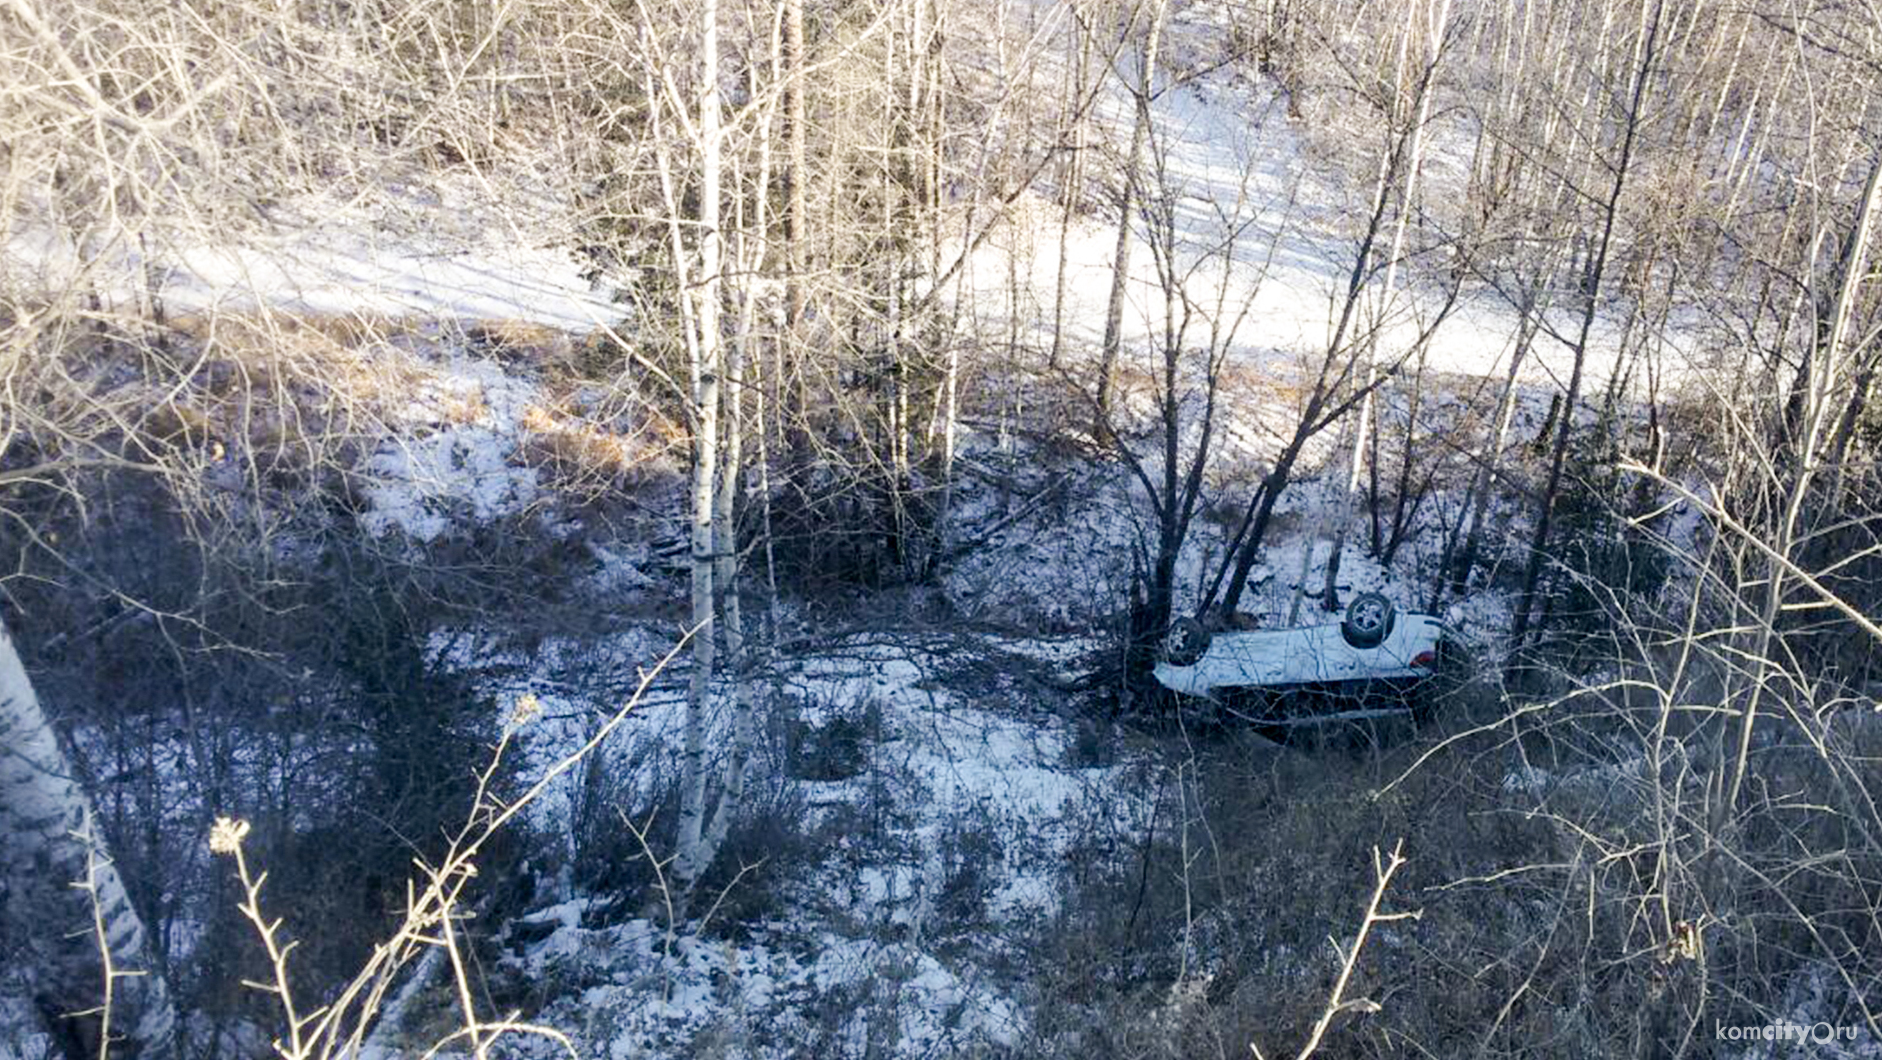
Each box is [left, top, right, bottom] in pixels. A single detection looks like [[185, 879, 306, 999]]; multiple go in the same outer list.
[[1411, 651, 1436, 668]]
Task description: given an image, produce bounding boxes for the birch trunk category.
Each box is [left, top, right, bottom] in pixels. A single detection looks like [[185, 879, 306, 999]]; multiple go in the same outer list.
[[781, 0, 810, 460], [674, 0, 725, 895], [701, 73, 775, 862], [1049, 9, 1092, 370], [0, 616, 176, 1060], [1095, 0, 1168, 427], [702, 311, 751, 864]]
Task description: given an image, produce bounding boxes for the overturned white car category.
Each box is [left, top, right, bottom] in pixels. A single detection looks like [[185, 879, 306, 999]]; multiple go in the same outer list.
[[1154, 592, 1467, 727]]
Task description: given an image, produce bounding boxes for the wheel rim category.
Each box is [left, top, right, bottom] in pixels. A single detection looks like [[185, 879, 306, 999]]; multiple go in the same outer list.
[[1350, 598, 1385, 635], [1166, 619, 1207, 663]]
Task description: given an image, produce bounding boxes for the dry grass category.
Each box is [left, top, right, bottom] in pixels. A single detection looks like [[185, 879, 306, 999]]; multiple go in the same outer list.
[[2, 305, 690, 528], [165, 309, 684, 479], [162, 310, 429, 431], [519, 399, 685, 491]]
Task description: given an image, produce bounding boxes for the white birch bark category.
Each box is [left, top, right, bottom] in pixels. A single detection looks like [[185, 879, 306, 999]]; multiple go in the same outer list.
[[0, 616, 175, 1060], [1095, 0, 1168, 424], [701, 60, 777, 865], [673, 0, 726, 895]]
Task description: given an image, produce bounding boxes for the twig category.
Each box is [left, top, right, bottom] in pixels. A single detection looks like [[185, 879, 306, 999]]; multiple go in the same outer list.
[[1288, 840, 1419, 1060]]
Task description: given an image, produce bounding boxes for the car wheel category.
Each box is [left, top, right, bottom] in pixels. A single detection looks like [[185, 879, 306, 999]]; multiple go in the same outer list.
[[1163, 616, 1211, 666], [1340, 592, 1396, 649]]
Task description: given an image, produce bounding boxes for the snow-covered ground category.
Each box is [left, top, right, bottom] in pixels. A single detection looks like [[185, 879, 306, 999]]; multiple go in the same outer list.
[[359, 351, 547, 541], [956, 9, 1666, 419], [387, 627, 1151, 1058], [5, 176, 621, 331]]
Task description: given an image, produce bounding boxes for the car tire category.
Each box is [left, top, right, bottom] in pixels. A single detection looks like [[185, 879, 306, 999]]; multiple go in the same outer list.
[[1340, 592, 1396, 649], [1164, 616, 1211, 666]]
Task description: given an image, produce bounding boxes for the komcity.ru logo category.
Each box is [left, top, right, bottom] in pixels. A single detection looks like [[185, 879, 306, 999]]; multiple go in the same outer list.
[[1714, 1020, 1860, 1046]]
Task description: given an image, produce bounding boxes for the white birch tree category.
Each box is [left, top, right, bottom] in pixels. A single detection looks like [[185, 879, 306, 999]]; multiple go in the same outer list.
[[0, 616, 176, 1060]]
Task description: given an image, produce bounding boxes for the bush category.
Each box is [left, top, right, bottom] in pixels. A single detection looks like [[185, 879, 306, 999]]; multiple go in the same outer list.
[[1542, 415, 1672, 652], [787, 700, 884, 782]]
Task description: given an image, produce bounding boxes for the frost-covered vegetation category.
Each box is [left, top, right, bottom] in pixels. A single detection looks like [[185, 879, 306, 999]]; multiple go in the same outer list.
[[6, 0, 1882, 1057]]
